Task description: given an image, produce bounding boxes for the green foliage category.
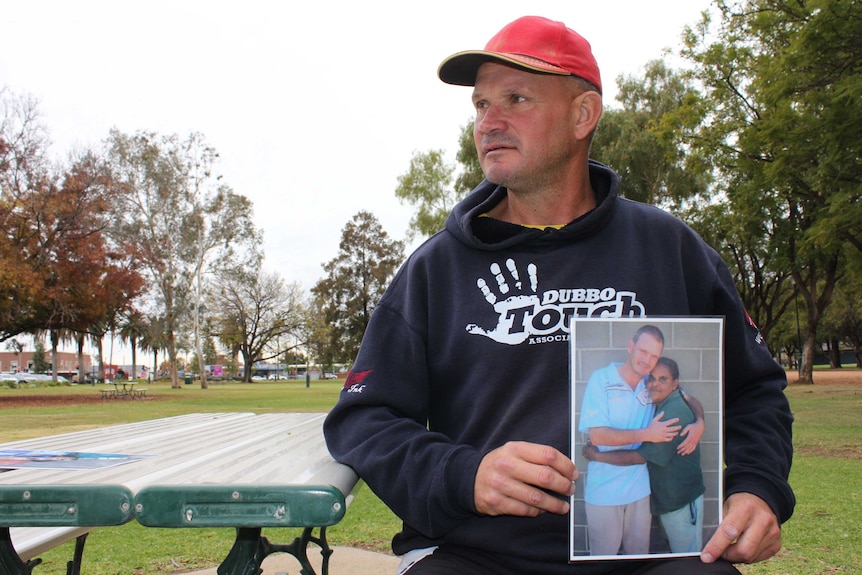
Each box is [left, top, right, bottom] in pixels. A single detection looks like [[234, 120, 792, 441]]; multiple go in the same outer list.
[[105, 129, 262, 388], [679, 0, 862, 382], [312, 211, 404, 363], [592, 59, 709, 208], [394, 120, 481, 240], [395, 148, 455, 239], [454, 119, 483, 195], [31, 339, 48, 373]]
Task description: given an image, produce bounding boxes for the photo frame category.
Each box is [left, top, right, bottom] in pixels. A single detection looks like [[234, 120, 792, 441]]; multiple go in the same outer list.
[[569, 317, 724, 561]]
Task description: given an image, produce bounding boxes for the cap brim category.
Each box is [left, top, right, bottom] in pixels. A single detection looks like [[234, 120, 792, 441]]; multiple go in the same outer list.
[[438, 50, 571, 86]]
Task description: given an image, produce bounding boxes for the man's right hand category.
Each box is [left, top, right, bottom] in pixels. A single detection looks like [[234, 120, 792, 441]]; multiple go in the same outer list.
[[641, 412, 681, 443], [474, 441, 577, 517]]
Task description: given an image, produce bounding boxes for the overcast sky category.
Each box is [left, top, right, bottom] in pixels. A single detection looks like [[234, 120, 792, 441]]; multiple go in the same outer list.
[[2, 0, 713, 295], [0, 0, 710, 282]]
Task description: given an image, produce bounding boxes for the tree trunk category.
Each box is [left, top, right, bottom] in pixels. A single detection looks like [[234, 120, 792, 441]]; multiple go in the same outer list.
[[198, 353, 209, 389], [241, 348, 253, 383], [50, 330, 60, 382], [797, 330, 816, 384], [96, 338, 105, 382], [130, 336, 138, 379], [828, 337, 841, 368], [168, 331, 181, 389], [194, 266, 209, 390], [76, 333, 87, 385]]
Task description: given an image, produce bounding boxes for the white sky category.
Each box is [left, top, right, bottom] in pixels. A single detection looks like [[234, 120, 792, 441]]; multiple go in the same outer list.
[[2, 0, 712, 304]]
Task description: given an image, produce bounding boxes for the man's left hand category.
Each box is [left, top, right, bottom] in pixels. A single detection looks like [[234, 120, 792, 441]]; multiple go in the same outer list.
[[677, 417, 705, 455], [701, 493, 781, 564]]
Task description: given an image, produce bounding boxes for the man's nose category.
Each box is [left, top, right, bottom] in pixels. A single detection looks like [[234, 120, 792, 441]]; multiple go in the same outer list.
[[476, 105, 505, 134]]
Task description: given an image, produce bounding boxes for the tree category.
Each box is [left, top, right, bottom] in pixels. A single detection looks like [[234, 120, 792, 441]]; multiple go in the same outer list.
[[119, 309, 147, 378], [31, 339, 48, 373], [106, 130, 261, 388], [453, 119, 484, 196], [0, 89, 49, 341], [4, 338, 23, 372], [591, 59, 710, 208], [821, 254, 862, 368], [182, 183, 261, 389], [139, 314, 169, 379], [683, 196, 795, 346], [312, 211, 404, 363], [210, 268, 306, 383], [680, 0, 860, 383], [395, 121, 483, 240]]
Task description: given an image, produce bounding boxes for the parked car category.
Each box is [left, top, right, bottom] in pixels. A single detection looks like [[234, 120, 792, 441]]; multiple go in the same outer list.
[[1, 372, 69, 384]]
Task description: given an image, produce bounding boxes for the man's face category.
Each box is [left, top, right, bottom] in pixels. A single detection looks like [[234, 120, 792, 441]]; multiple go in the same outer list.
[[627, 333, 663, 379], [471, 62, 581, 195], [647, 363, 679, 404]]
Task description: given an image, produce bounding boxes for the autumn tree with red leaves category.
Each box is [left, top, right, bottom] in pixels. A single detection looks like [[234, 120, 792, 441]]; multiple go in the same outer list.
[[1, 89, 145, 376]]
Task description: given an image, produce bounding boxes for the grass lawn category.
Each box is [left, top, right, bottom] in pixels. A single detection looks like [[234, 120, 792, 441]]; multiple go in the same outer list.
[[1, 371, 859, 574]]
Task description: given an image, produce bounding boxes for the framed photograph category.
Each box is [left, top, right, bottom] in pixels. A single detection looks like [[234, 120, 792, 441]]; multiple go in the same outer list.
[[569, 317, 724, 561]]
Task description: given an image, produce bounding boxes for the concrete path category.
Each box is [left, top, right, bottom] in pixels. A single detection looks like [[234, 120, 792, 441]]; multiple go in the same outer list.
[[183, 546, 400, 575]]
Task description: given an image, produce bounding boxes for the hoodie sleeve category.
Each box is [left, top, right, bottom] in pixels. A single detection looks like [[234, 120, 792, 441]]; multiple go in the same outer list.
[[703, 254, 796, 524], [323, 299, 482, 539]]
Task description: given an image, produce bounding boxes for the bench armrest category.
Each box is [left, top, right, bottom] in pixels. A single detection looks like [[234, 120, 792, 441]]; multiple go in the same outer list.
[[0, 485, 133, 527], [134, 484, 349, 528]]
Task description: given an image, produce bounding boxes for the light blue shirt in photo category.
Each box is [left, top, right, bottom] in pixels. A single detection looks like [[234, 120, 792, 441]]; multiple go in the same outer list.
[[578, 362, 654, 505]]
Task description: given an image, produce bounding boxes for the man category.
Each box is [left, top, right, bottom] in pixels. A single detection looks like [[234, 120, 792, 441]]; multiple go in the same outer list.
[[324, 15, 794, 575], [584, 357, 707, 554], [578, 325, 688, 556]]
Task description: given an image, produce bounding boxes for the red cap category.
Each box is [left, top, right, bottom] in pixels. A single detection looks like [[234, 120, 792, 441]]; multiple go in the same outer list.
[[438, 16, 602, 92]]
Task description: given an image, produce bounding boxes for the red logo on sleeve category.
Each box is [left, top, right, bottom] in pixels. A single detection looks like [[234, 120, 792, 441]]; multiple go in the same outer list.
[[343, 369, 373, 391]]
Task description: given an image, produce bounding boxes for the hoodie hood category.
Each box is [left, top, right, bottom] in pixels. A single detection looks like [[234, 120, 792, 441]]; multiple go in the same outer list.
[[444, 160, 620, 251]]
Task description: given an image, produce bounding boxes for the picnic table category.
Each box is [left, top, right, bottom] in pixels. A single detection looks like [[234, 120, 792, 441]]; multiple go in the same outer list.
[[99, 381, 145, 399], [0, 412, 358, 575]]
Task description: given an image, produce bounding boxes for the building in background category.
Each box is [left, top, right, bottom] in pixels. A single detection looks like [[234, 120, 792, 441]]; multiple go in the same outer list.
[[0, 350, 91, 378]]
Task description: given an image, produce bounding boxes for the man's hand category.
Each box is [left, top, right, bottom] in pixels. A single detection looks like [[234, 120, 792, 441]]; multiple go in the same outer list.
[[475, 441, 577, 517], [641, 412, 681, 443], [701, 493, 782, 564], [677, 417, 705, 456]]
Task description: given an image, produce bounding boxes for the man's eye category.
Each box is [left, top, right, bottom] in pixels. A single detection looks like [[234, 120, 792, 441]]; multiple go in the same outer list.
[[511, 95, 527, 104]]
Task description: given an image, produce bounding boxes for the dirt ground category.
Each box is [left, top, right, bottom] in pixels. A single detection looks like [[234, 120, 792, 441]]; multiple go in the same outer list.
[[784, 368, 862, 386], [0, 392, 154, 408]]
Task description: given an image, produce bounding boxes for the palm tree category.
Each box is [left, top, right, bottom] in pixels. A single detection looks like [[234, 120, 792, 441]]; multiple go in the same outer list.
[[118, 309, 147, 378], [139, 314, 169, 381]]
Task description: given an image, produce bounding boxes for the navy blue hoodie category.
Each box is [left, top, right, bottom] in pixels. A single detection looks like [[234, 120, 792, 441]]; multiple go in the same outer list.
[[324, 162, 794, 573]]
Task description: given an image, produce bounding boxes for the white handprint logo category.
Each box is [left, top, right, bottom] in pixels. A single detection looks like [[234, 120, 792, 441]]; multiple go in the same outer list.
[[466, 259, 540, 344]]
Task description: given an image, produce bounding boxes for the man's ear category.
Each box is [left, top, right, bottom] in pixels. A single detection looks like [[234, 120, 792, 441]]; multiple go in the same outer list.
[[573, 91, 603, 141]]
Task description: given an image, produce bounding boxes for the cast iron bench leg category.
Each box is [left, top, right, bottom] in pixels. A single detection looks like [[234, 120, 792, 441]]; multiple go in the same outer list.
[[217, 526, 333, 575], [0, 527, 43, 575], [0, 529, 89, 575], [65, 533, 88, 575]]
